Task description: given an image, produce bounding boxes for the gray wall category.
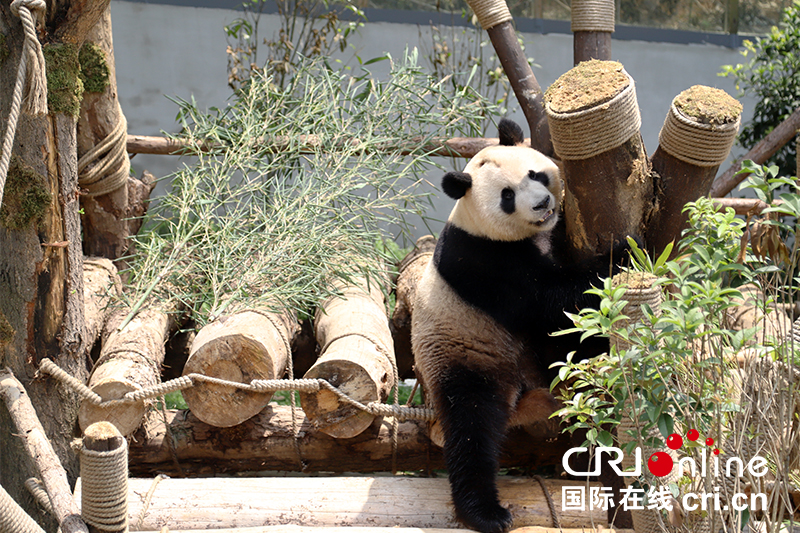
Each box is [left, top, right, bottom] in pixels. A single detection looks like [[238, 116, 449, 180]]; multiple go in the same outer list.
[[112, 0, 757, 233]]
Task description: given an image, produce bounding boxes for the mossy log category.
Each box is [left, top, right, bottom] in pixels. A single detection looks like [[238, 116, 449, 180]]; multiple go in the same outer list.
[[544, 60, 653, 260], [182, 309, 298, 427], [74, 476, 606, 531], [78, 306, 176, 436], [390, 236, 436, 379], [300, 279, 396, 438], [126, 405, 572, 476], [646, 86, 742, 255], [77, 9, 132, 260]]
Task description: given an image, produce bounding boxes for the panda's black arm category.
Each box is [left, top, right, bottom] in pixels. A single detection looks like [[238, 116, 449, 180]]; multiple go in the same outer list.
[[434, 223, 628, 337]]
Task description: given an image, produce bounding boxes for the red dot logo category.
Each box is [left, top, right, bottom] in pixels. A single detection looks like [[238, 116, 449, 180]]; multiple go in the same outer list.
[[666, 433, 683, 450], [647, 452, 674, 477], [687, 429, 699, 441], [706, 437, 715, 446]]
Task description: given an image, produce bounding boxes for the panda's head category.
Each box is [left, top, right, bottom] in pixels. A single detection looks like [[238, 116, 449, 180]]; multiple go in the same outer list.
[[442, 119, 563, 242]]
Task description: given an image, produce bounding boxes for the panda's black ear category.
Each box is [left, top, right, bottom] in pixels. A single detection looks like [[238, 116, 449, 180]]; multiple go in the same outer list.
[[498, 118, 524, 146], [442, 171, 472, 199]]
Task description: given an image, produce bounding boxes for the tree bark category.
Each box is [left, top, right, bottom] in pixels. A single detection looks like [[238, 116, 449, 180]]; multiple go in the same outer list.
[[0, 0, 107, 521], [77, 9, 135, 261], [485, 21, 553, 156], [646, 86, 742, 256], [0, 369, 89, 533], [74, 475, 606, 531], [544, 61, 653, 259], [127, 405, 572, 476], [573, 32, 612, 64]]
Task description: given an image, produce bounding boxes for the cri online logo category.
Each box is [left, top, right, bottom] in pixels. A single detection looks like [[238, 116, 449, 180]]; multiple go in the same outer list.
[[563, 428, 768, 479]]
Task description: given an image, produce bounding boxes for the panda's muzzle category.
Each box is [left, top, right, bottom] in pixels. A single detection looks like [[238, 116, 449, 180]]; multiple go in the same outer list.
[[532, 196, 554, 225]]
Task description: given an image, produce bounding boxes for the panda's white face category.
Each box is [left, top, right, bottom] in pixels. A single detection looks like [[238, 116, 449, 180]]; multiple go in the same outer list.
[[445, 145, 563, 242]]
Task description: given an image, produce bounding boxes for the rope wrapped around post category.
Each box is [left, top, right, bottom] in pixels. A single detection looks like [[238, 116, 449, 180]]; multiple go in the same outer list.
[[571, 0, 615, 32], [465, 0, 512, 29], [80, 422, 129, 533], [658, 89, 741, 167]]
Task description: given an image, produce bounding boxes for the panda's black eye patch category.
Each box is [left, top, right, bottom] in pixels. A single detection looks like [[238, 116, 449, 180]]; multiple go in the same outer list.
[[529, 171, 550, 186], [500, 187, 515, 214]]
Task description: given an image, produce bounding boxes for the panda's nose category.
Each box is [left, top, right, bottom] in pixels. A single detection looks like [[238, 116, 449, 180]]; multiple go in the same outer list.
[[533, 197, 550, 211]]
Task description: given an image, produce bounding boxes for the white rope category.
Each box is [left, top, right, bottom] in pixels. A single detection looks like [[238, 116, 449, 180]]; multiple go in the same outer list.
[[39, 358, 436, 422], [0, 483, 46, 533], [80, 440, 128, 532], [0, 0, 48, 208]]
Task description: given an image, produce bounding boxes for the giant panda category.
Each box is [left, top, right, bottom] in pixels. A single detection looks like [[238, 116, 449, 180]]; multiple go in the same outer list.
[[411, 118, 629, 533]]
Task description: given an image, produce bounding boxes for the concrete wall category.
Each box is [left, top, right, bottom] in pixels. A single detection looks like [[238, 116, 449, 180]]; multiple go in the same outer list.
[[111, 0, 757, 234]]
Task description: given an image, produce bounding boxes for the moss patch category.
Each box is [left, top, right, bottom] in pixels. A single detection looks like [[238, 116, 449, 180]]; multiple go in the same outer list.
[[0, 311, 13, 346], [545, 60, 629, 114], [79, 42, 110, 94], [0, 156, 51, 231], [674, 85, 743, 126], [44, 43, 84, 117], [0, 33, 9, 65]]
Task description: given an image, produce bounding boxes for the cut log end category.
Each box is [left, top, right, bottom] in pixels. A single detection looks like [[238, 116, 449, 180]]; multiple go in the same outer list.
[[83, 421, 124, 451], [78, 376, 147, 436], [182, 310, 294, 428], [545, 59, 628, 114], [673, 85, 742, 126]]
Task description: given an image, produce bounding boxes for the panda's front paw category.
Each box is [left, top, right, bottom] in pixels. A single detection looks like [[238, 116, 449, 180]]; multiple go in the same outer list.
[[455, 501, 513, 533]]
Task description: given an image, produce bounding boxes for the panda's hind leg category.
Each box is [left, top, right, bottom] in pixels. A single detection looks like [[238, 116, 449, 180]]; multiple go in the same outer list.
[[437, 364, 514, 533]]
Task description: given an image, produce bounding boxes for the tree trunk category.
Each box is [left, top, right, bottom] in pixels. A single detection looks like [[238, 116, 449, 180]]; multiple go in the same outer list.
[[0, 1, 108, 519], [76, 9, 133, 261], [544, 60, 653, 259]]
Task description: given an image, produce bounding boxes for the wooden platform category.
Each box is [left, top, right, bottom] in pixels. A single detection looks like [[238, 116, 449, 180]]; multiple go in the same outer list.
[[73, 476, 609, 531]]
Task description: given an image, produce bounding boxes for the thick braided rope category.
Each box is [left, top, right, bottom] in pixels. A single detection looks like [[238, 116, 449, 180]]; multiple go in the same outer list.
[[80, 440, 128, 532], [134, 474, 167, 531], [39, 359, 436, 421], [78, 110, 130, 197], [0, 483, 46, 533], [0, 0, 47, 208], [659, 101, 741, 167], [24, 479, 53, 517], [532, 475, 561, 528], [571, 0, 615, 32], [546, 70, 641, 160], [609, 272, 662, 352], [465, 0, 512, 29]]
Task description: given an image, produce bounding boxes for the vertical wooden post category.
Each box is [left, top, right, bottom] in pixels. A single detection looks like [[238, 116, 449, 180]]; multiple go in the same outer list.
[[572, 0, 614, 64], [466, 0, 553, 155], [646, 86, 742, 255], [77, 9, 133, 261], [544, 60, 654, 260]]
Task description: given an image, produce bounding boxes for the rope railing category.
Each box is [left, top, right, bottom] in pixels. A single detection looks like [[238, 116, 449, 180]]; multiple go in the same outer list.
[[38, 358, 435, 422]]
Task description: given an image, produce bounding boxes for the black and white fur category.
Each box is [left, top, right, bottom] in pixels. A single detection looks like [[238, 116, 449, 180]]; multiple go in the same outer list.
[[411, 119, 627, 533]]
